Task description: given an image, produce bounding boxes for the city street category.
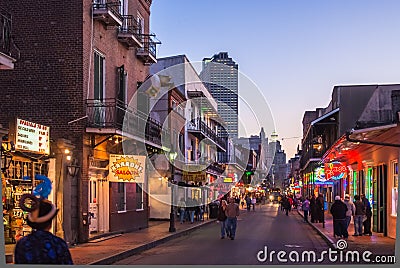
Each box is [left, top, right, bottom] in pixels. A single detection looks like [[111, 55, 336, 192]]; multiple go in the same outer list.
[[114, 204, 329, 265]]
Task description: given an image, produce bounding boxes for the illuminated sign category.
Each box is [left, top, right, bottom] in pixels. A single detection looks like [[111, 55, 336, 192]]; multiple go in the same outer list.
[[325, 161, 347, 180], [224, 177, 233, 183], [314, 167, 326, 182], [14, 118, 50, 154], [183, 171, 206, 182], [109, 154, 146, 183]]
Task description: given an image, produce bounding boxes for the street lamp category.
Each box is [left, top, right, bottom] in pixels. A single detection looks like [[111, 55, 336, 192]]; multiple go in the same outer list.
[[168, 151, 178, 232]]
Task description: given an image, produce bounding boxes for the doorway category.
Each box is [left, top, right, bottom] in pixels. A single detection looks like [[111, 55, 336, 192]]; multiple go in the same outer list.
[[373, 164, 387, 235]]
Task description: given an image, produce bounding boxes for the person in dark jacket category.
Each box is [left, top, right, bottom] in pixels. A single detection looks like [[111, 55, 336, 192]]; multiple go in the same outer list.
[[361, 194, 372, 236], [282, 196, 291, 216], [330, 196, 348, 238], [14, 199, 73, 264], [315, 193, 325, 223], [217, 199, 228, 239], [353, 195, 365, 236]]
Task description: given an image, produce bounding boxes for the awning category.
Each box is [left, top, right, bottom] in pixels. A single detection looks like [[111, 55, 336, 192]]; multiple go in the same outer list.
[[323, 123, 399, 163]]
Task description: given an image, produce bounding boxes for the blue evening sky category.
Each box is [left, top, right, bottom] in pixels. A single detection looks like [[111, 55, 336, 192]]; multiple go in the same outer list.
[[150, 0, 400, 158]]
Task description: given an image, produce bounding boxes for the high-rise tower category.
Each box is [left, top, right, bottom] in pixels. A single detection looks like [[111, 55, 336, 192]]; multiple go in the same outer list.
[[200, 52, 238, 138]]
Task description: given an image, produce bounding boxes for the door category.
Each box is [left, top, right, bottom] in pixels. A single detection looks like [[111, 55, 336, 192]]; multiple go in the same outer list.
[[89, 177, 98, 233], [373, 164, 387, 234]]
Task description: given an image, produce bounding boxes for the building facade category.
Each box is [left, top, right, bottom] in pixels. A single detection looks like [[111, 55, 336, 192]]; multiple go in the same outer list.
[[0, 0, 160, 244], [300, 84, 400, 239], [200, 52, 239, 138]]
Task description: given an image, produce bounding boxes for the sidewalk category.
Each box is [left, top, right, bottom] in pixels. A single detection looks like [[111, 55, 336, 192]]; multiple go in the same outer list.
[[4, 216, 218, 265], [297, 209, 395, 255]]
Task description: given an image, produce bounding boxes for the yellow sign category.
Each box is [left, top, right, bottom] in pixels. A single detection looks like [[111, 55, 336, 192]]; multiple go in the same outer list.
[[109, 154, 146, 183], [224, 177, 233, 183]]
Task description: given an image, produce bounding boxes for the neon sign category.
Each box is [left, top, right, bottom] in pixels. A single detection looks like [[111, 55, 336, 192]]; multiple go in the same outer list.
[[324, 161, 347, 180]]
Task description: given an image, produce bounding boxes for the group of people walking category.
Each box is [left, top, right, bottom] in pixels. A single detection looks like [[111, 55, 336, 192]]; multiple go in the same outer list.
[[177, 197, 205, 224], [217, 197, 240, 240], [330, 193, 372, 238]]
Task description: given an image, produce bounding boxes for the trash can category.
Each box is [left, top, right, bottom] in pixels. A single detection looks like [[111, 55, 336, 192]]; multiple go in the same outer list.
[[209, 203, 219, 219]]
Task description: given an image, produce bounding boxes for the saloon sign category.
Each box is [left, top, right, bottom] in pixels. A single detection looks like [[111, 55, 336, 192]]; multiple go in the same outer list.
[[109, 154, 146, 183]]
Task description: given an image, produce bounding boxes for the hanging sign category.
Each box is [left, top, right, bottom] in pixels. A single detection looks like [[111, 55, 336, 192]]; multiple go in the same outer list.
[[182, 171, 206, 182], [14, 118, 50, 154], [314, 167, 326, 182], [324, 161, 347, 180], [109, 154, 146, 183]]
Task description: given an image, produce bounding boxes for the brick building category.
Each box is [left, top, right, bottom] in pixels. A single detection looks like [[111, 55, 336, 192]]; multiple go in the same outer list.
[[0, 0, 160, 244]]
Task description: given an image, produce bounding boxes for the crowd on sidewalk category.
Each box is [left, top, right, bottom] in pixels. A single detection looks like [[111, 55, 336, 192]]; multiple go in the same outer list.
[[294, 192, 373, 239]]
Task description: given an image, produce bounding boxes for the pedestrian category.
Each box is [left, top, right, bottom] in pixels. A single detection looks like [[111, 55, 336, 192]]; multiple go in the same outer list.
[[186, 197, 196, 223], [282, 196, 291, 216], [361, 194, 372, 236], [245, 195, 251, 211], [343, 194, 355, 231], [14, 198, 73, 264], [330, 196, 348, 238], [225, 197, 240, 240], [177, 198, 186, 224], [316, 193, 324, 223], [310, 195, 316, 223], [251, 196, 257, 211], [353, 195, 365, 236], [240, 198, 245, 209], [301, 197, 310, 222], [217, 199, 228, 239]]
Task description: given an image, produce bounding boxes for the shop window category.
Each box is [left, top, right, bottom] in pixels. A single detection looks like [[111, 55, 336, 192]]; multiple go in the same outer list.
[[392, 162, 398, 217], [116, 182, 126, 212], [136, 183, 143, 210]]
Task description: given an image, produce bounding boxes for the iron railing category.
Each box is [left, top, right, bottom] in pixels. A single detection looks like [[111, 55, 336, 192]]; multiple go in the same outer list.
[[137, 34, 157, 59], [187, 118, 226, 150], [0, 8, 19, 60], [119, 15, 142, 43], [93, 0, 123, 22], [86, 98, 168, 147]]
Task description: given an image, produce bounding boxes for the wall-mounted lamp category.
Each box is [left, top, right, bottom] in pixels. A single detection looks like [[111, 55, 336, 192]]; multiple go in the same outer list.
[[67, 159, 81, 177]]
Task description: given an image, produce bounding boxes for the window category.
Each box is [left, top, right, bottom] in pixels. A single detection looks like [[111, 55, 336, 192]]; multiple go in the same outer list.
[[136, 183, 143, 210], [94, 51, 105, 126], [137, 13, 144, 35], [117, 182, 126, 212], [392, 161, 398, 216], [94, 51, 105, 101]]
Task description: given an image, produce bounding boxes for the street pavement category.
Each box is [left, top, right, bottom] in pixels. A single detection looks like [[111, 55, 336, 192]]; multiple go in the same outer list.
[[113, 203, 330, 265], [4, 203, 396, 265]]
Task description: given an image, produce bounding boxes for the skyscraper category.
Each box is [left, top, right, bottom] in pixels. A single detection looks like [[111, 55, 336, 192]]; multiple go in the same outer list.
[[200, 52, 238, 138]]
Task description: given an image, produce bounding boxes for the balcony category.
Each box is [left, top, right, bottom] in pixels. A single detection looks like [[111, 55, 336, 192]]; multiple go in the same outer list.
[[92, 0, 123, 27], [187, 118, 227, 151], [136, 34, 158, 65], [118, 15, 143, 48], [86, 98, 168, 147], [0, 9, 19, 70]]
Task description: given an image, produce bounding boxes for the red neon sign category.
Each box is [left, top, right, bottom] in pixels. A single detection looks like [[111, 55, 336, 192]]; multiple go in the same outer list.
[[324, 161, 347, 180]]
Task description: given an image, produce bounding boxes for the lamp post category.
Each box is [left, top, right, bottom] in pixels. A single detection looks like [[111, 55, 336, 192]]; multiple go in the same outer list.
[[168, 151, 178, 232]]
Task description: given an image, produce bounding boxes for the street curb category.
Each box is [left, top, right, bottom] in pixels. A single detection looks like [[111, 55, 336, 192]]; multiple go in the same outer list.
[[88, 219, 217, 265], [296, 210, 336, 249]]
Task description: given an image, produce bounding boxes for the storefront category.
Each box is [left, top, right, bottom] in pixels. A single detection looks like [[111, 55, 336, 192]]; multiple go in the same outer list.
[[2, 118, 51, 244]]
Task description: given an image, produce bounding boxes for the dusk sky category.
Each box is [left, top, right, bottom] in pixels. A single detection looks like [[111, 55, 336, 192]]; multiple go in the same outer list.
[[150, 0, 400, 158]]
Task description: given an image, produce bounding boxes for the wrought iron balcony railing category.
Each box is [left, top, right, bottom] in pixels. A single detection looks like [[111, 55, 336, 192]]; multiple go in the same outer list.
[[118, 15, 143, 48], [86, 98, 168, 147], [92, 0, 123, 27], [136, 34, 158, 64], [0, 8, 19, 69], [187, 118, 227, 150]]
